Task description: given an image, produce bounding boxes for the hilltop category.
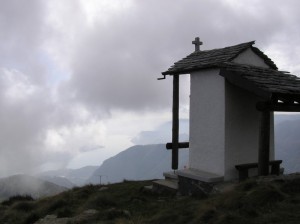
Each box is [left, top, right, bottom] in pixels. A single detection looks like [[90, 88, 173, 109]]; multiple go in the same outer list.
[[0, 174, 299, 224]]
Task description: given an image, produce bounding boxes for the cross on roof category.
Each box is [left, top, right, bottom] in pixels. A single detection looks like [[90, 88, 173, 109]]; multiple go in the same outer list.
[[192, 37, 203, 52]]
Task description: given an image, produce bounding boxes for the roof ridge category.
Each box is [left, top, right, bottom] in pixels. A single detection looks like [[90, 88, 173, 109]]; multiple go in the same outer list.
[[196, 41, 255, 53], [162, 40, 277, 75], [227, 41, 255, 61]]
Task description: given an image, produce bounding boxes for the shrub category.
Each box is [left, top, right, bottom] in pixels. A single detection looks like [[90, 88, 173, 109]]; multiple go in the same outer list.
[[48, 199, 69, 212], [87, 195, 116, 208], [23, 212, 40, 224], [12, 201, 35, 212], [57, 207, 73, 218], [1, 195, 34, 206]]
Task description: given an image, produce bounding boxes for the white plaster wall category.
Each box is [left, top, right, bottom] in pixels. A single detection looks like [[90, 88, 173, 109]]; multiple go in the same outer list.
[[189, 69, 225, 176], [224, 82, 274, 180], [233, 48, 270, 68]]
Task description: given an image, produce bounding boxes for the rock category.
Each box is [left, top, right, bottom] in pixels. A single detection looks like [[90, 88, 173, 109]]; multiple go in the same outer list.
[[44, 215, 57, 219], [99, 186, 108, 191], [34, 215, 70, 224], [82, 209, 98, 215]]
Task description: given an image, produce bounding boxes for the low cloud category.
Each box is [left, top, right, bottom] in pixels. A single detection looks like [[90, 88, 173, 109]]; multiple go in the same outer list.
[[131, 119, 189, 145]]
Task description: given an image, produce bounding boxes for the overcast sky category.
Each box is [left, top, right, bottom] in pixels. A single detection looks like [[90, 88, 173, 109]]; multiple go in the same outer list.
[[1, 0, 300, 176]]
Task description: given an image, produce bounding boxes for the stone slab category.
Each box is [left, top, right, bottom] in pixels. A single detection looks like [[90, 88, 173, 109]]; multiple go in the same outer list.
[[153, 179, 178, 190], [177, 169, 224, 183], [163, 171, 178, 180]]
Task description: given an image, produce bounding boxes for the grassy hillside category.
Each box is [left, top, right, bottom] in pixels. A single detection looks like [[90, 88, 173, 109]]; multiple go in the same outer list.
[[0, 175, 299, 224]]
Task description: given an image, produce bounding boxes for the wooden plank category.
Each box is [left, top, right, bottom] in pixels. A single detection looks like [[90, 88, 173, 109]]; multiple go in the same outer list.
[[235, 160, 282, 181], [166, 142, 189, 150], [235, 160, 282, 169], [172, 74, 179, 170], [257, 101, 300, 112], [258, 110, 271, 176]]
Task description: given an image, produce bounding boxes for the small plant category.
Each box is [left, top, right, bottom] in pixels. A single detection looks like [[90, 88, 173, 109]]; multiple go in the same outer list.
[[12, 201, 35, 212], [1, 195, 34, 206], [88, 194, 116, 208], [48, 198, 69, 212], [23, 212, 40, 224], [57, 207, 73, 218]]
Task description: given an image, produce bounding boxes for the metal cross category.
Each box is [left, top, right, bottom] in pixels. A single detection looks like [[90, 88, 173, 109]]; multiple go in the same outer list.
[[192, 37, 203, 52]]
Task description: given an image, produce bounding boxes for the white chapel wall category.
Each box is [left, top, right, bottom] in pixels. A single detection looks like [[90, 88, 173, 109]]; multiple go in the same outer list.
[[232, 48, 270, 68], [189, 68, 225, 176], [225, 83, 260, 180], [224, 83, 275, 180]]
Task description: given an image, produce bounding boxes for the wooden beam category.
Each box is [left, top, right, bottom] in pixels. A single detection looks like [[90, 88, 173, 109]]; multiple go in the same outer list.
[[166, 142, 189, 150], [172, 74, 179, 170], [258, 110, 271, 176], [257, 101, 300, 112]]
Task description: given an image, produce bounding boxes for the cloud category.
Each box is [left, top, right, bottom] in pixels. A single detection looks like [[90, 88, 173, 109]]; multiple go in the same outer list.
[[0, 68, 51, 176], [62, 0, 300, 115], [0, 67, 108, 176], [79, 145, 104, 153], [132, 119, 189, 145], [0, 0, 48, 83]]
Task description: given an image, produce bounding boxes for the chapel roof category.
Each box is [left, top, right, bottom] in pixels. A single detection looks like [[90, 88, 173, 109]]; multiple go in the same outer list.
[[162, 41, 277, 75]]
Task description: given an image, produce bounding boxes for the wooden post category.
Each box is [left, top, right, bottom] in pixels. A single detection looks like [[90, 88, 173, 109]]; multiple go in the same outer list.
[[172, 74, 179, 170], [258, 110, 271, 176], [166, 142, 189, 149]]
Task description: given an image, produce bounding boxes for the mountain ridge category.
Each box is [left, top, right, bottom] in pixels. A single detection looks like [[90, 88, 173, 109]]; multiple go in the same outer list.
[[87, 144, 189, 184]]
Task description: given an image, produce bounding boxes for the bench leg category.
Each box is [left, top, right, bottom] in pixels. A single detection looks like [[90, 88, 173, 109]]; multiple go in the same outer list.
[[271, 164, 280, 175], [239, 170, 248, 181]]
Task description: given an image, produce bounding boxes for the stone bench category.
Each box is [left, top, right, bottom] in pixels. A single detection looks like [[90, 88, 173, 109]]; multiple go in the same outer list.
[[235, 160, 282, 181]]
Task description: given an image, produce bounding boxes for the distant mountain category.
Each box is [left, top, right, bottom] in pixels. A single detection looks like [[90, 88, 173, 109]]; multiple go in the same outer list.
[[37, 166, 98, 186], [38, 175, 75, 189], [0, 174, 67, 201], [87, 144, 189, 184], [275, 114, 300, 125], [131, 119, 189, 145], [275, 117, 300, 173]]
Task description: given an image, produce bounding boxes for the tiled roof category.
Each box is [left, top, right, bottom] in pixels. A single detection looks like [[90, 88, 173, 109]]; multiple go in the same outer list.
[[162, 41, 277, 75], [219, 63, 300, 99]]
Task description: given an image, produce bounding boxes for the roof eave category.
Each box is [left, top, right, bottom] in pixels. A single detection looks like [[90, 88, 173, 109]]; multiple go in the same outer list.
[[162, 64, 221, 76], [220, 69, 272, 100]]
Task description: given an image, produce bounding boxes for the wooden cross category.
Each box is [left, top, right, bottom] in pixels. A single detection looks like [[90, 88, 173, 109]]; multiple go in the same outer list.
[[192, 37, 203, 52]]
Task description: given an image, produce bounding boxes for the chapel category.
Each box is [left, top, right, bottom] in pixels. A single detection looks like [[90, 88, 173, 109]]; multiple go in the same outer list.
[[156, 38, 300, 194]]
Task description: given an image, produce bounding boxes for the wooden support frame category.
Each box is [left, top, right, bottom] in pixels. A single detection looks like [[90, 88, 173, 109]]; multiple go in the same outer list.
[[256, 100, 300, 176], [258, 110, 271, 176], [257, 101, 300, 112], [172, 74, 179, 170], [166, 142, 189, 150]]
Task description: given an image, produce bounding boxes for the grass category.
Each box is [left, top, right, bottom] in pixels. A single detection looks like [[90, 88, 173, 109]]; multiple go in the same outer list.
[[0, 177, 299, 223]]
